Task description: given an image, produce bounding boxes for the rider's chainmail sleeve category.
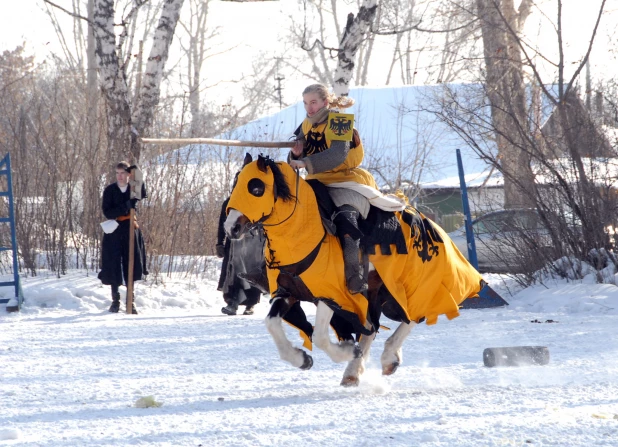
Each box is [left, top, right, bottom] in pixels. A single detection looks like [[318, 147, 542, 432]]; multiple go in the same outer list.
[[303, 140, 349, 175]]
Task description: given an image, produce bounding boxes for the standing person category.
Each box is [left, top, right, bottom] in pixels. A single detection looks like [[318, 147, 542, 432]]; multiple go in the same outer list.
[[289, 83, 394, 295], [98, 161, 148, 314], [216, 196, 265, 316], [216, 197, 232, 294]]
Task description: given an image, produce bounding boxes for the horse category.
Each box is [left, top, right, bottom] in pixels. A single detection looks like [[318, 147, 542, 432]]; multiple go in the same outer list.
[[224, 154, 483, 386]]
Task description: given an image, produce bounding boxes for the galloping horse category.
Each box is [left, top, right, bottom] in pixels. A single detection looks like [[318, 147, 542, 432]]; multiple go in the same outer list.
[[225, 155, 483, 386]]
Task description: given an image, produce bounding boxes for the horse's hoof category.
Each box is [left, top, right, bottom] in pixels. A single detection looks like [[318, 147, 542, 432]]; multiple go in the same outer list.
[[353, 344, 363, 359], [340, 376, 359, 387], [382, 361, 400, 376], [300, 350, 313, 370]]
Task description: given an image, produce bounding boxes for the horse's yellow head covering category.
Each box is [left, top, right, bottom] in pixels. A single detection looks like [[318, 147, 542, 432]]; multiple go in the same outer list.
[[227, 156, 288, 224]]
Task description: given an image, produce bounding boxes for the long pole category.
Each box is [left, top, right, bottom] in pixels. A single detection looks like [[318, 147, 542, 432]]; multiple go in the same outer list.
[[140, 137, 295, 148], [456, 149, 479, 270], [6, 154, 21, 310], [126, 208, 136, 314]]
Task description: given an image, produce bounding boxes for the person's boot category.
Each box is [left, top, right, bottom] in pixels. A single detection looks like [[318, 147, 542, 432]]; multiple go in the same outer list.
[[243, 305, 255, 315], [221, 302, 238, 315], [343, 235, 367, 294], [108, 292, 120, 313]]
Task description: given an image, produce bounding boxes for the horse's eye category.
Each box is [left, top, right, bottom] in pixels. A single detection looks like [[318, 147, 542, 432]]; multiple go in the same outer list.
[[247, 178, 265, 197]]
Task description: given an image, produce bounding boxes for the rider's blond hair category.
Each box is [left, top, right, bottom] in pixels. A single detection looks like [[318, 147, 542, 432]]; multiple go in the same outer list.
[[302, 84, 355, 110]]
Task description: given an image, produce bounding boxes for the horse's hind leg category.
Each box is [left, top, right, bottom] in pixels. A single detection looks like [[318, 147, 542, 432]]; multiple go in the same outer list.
[[381, 321, 416, 375], [341, 332, 376, 387], [265, 298, 313, 370], [313, 301, 360, 363]]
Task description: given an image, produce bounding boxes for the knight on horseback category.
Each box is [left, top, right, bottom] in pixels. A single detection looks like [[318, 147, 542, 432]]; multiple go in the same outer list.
[[223, 86, 485, 386], [289, 83, 403, 295]]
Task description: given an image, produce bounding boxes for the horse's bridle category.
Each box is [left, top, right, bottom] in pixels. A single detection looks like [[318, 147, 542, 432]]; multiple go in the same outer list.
[[246, 167, 301, 233]]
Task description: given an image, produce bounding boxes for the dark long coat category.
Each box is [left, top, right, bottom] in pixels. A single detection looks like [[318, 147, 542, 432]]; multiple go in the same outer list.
[[98, 183, 148, 286], [217, 198, 232, 291]]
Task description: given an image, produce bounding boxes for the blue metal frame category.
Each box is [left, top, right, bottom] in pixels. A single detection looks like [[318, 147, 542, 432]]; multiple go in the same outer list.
[[0, 153, 23, 311], [456, 149, 479, 270]]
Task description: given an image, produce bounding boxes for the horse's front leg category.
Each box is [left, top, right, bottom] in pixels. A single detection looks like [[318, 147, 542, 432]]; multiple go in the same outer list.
[[381, 321, 416, 375], [340, 332, 376, 387], [264, 298, 313, 370], [313, 301, 362, 363], [340, 268, 381, 386]]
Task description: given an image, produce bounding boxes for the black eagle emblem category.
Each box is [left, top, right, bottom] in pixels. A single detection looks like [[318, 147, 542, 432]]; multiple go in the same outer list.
[[305, 130, 328, 155], [329, 117, 352, 137], [402, 209, 444, 263]]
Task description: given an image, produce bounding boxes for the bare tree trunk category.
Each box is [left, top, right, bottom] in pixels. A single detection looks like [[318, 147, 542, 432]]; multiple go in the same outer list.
[[87, 0, 98, 153], [358, 1, 380, 86], [93, 0, 184, 164], [132, 0, 185, 161], [476, 0, 535, 208], [386, 25, 403, 85], [185, 0, 212, 137], [316, 2, 336, 87], [84, 0, 102, 243], [585, 58, 592, 111], [332, 0, 379, 96], [93, 0, 133, 163], [331, 0, 342, 42]]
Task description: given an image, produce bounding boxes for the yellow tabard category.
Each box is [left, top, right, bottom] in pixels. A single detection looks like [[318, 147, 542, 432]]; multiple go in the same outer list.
[[300, 118, 377, 188]]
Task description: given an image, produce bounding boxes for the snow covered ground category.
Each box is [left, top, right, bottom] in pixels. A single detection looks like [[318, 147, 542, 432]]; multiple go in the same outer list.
[[1, 265, 618, 446]]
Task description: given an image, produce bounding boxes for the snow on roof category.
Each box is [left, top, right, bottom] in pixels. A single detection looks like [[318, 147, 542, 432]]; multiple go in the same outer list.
[[537, 157, 618, 188], [421, 157, 618, 190], [422, 169, 504, 189]]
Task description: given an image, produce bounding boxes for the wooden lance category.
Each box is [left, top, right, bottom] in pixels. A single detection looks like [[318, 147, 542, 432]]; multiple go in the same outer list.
[[126, 208, 135, 314], [126, 166, 145, 314], [140, 137, 295, 148]]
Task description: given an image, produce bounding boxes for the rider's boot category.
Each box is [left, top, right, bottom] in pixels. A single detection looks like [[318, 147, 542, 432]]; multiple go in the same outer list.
[[335, 204, 367, 295], [342, 234, 367, 294]]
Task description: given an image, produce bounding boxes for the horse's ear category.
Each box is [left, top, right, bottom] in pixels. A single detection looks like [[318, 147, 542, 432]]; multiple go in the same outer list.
[[256, 155, 268, 173], [243, 153, 252, 167]]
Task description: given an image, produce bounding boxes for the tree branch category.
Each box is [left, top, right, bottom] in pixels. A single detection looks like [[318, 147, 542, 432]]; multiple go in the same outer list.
[[43, 0, 92, 25], [372, 17, 479, 35], [563, 0, 607, 101]]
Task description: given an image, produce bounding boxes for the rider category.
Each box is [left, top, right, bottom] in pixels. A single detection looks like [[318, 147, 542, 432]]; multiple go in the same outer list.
[[288, 83, 380, 294]]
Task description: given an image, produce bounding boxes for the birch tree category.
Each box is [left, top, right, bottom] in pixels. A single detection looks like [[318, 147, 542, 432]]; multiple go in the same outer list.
[[332, 0, 378, 95], [290, 0, 378, 93], [92, 0, 184, 163]]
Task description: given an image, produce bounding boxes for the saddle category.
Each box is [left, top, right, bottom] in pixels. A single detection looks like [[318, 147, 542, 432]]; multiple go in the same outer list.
[[306, 179, 408, 256]]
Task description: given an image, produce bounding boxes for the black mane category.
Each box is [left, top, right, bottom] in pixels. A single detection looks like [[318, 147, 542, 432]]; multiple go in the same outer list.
[[258, 155, 294, 202]]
